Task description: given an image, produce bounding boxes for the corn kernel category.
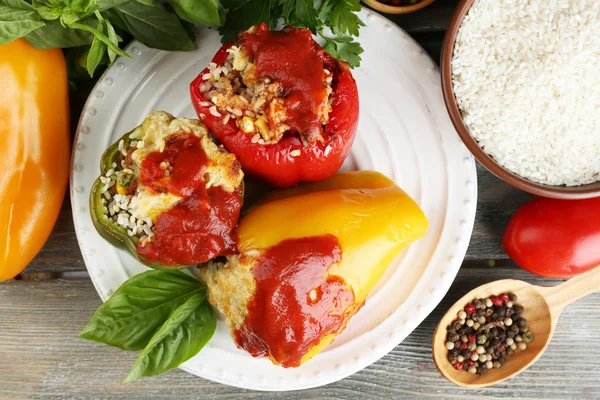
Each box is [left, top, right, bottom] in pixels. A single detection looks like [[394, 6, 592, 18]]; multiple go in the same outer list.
[[255, 116, 270, 140], [116, 183, 126, 195], [241, 116, 255, 133]]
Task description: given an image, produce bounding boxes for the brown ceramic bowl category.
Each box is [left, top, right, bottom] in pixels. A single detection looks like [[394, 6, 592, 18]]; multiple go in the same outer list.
[[441, 0, 600, 199], [362, 0, 435, 15]]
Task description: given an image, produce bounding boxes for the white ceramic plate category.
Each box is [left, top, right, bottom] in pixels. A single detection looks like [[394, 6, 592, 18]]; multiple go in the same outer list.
[[71, 9, 477, 391]]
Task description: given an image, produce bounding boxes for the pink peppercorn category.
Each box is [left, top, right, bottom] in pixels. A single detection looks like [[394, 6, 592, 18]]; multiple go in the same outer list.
[[465, 303, 476, 314], [491, 295, 503, 306], [460, 343, 468, 350], [467, 359, 475, 366], [453, 361, 464, 370], [468, 334, 476, 343], [500, 293, 510, 303]]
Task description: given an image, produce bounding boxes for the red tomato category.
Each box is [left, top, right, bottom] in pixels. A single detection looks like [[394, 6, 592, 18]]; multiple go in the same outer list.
[[503, 197, 600, 278]]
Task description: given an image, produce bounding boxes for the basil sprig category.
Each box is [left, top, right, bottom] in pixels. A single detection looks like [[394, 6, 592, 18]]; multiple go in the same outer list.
[[79, 270, 216, 383]]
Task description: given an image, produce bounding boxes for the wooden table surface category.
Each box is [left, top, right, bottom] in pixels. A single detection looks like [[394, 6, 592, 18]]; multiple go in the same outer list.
[[2, 2, 598, 399]]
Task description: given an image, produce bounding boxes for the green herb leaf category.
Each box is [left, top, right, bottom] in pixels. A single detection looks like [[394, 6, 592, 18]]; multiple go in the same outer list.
[[220, 0, 246, 9], [114, 1, 195, 51], [105, 18, 121, 62], [325, 0, 363, 36], [0, 0, 34, 11], [86, 16, 107, 76], [102, 7, 127, 30], [169, 0, 225, 27], [323, 35, 363, 68], [135, 0, 153, 5], [280, 0, 319, 33], [79, 270, 206, 351], [96, 0, 130, 11], [218, 0, 274, 43], [317, 0, 333, 21], [123, 292, 216, 383], [32, 0, 95, 23], [70, 20, 129, 57], [31, 0, 62, 20], [0, 4, 45, 44], [24, 17, 93, 47]]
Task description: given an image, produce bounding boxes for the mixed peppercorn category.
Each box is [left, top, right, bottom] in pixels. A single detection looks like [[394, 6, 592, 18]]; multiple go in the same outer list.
[[445, 293, 533, 375]]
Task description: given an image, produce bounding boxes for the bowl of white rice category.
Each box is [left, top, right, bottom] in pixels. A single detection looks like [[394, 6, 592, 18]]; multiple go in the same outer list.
[[441, 0, 600, 199]]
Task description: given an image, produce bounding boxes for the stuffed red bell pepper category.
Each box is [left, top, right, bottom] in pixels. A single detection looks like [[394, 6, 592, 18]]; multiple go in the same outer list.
[[190, 23, 359, 188]]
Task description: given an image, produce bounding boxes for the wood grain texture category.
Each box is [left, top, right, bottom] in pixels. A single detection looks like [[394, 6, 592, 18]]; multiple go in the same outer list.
[[1, 269, 598, 399]]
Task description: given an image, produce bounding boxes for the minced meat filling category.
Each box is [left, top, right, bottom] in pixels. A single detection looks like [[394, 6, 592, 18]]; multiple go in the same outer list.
[[198, 36, 333, 146]]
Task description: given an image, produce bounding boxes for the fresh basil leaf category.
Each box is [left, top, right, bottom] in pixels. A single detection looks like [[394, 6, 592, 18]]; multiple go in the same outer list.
[[70, 20, 129, 57], [0, 0, 34, 11], [135, 0, 153, 5], [326, 0, 363, 37], [123, 292, 216, 383], [102, 7, 127, 30], [25, 17, 93, 47], [0, 4, 44, 44], [70, 0, 95, 14], [60, 11, 80, 24], [105, 18, 121, 62], [180, 18, 196, 42], [323, 35, 362, 68], [31, 0, 62, 20], [220, 0, 246, 10], [218, 0, 273, 43], [168, 0, 224, 27], [96, 0, 129, 11], [280, 0, 318, 33], [79, 270, 206, 351], [87, 17, 107, 76], [114, 1, 195, 51]]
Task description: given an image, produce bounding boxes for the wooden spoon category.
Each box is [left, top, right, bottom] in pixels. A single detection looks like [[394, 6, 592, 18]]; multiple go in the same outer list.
[[432, 265, 600, 388]]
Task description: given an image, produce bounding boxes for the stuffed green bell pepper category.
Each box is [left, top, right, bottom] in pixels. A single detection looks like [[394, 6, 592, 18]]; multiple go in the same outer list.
[[90, 111, 244, 269]]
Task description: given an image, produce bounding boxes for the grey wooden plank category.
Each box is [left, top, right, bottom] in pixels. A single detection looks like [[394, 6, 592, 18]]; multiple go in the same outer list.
[[1, 269, 598, 399]]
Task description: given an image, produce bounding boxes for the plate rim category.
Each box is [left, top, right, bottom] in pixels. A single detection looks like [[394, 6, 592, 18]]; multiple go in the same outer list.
[[70, 9, 478, 391]]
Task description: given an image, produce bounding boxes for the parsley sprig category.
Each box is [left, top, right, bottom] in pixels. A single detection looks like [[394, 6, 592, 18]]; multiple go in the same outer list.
[[221, 0, 364, 67]]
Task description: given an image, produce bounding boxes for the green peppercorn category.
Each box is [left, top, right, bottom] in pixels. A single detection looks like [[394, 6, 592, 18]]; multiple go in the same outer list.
[[476, 334, 487, 345], [522, 331, 533, 343], [467, 342, 477, 351]]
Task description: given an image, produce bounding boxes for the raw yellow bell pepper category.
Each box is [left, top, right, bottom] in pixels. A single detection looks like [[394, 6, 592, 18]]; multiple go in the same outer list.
[[0, 39, 70, 280], [201, 171, 428, 367]]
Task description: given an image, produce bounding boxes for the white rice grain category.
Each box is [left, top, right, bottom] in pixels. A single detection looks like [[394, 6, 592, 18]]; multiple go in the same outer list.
[[452, 0, 600, 186]]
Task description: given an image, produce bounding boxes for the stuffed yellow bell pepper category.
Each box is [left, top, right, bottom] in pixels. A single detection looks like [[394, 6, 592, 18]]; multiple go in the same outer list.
[[201, 171, 428, 367]]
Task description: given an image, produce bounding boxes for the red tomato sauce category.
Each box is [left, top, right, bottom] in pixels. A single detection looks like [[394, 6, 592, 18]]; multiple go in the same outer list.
[[241, 24, 328, 142], [234, 234, 355, 367], [136, 133, 242, 266]]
